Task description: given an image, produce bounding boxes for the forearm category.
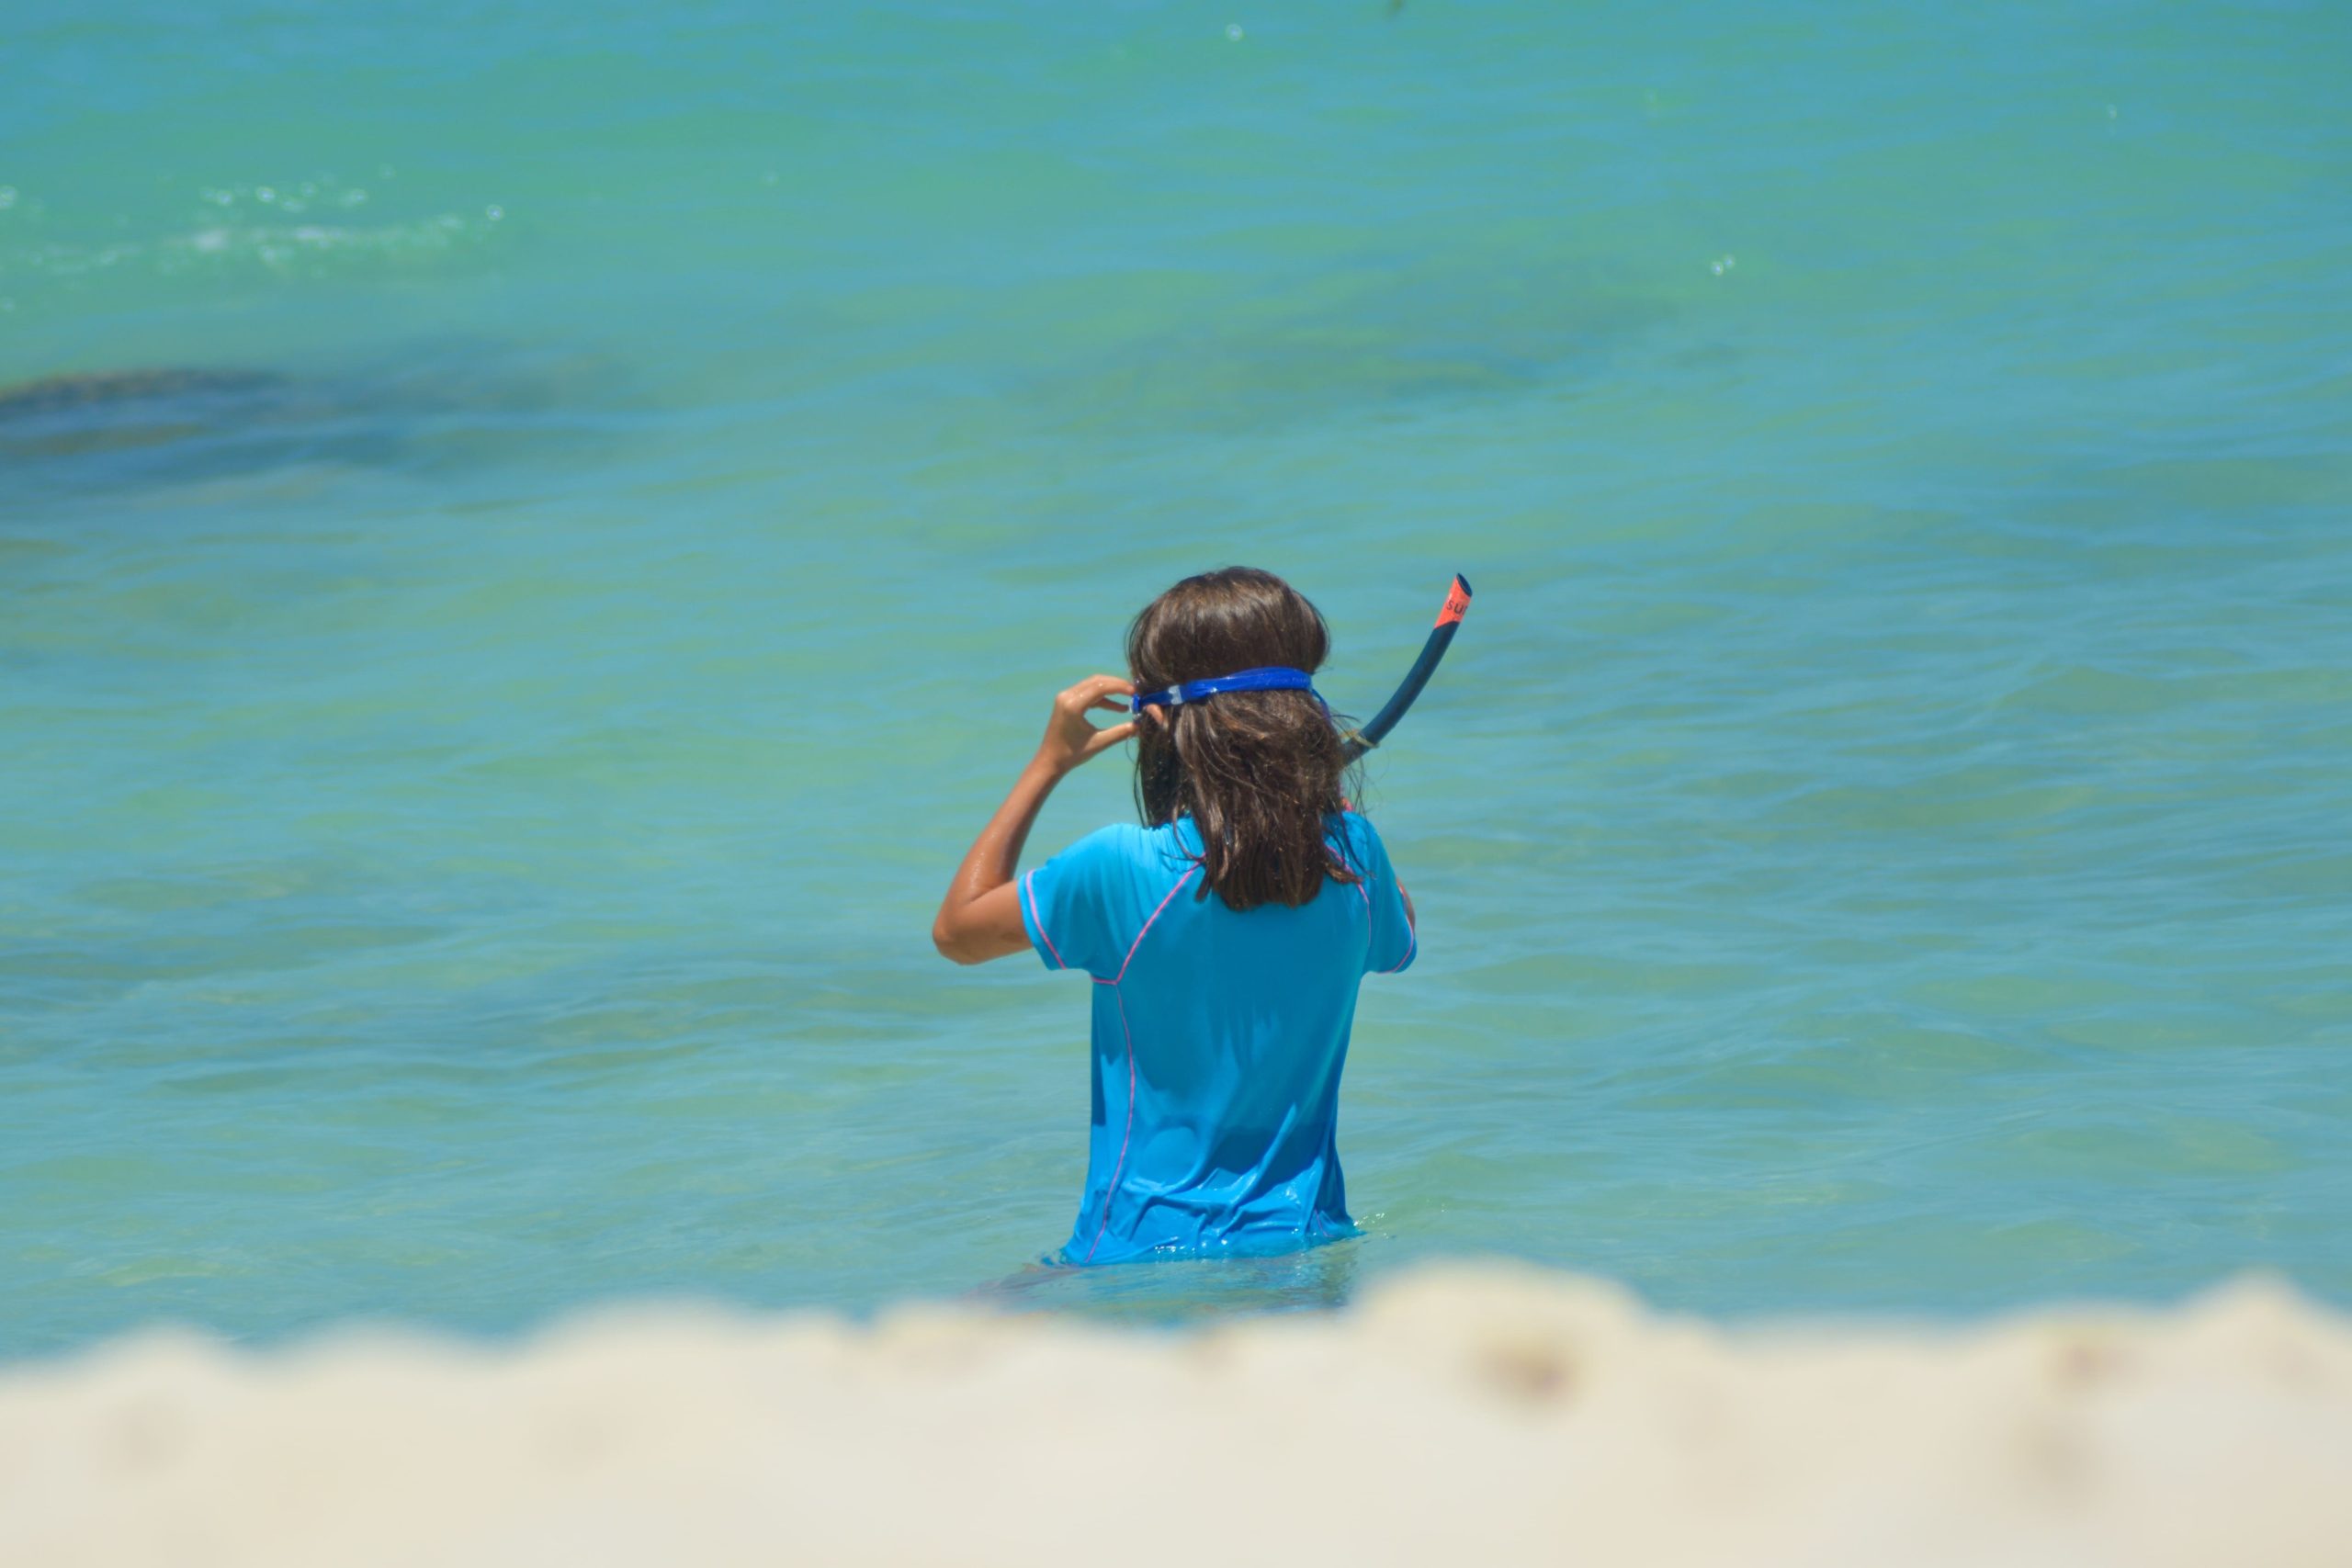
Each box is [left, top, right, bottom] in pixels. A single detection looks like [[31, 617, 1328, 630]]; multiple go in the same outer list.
[[942, 753, 1061, 919]]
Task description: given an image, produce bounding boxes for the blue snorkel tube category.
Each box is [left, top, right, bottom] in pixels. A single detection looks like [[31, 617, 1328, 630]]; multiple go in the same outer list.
[[1341, 573, 1473, 762], [1129, 574, 1474, 761]]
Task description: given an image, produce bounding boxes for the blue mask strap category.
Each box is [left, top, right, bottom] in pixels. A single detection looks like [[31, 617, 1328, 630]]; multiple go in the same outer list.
[[1131, 666, 1323, 713]]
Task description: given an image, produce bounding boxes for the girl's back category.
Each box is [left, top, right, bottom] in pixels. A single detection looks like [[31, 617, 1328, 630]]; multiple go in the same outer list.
[[1022, 811, 1414, 1262]]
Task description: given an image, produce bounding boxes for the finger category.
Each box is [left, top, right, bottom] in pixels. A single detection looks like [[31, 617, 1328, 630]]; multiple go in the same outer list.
[[1082, 721, 1138, 756], [1057, 677, 1125, 716], [1091, 695, 1131, 714]]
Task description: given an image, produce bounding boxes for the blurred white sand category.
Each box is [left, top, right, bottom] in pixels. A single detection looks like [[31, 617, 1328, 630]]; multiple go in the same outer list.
[[4, 1263, 2347, 1568]]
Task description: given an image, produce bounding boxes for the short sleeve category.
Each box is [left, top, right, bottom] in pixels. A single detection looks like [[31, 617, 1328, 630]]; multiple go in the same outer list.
[[1351, 816, 1417, 976], [1019, 825, 1136, 978]]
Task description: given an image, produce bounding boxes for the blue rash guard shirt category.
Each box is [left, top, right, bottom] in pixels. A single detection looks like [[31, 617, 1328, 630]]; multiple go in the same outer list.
[[1018, 811, 1416, 1265]]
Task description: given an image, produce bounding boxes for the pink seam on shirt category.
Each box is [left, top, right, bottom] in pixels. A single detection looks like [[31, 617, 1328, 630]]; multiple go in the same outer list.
[[1081, 985, 1140, 1264], [1112, 866, 1197, 985], [1375, 879, 1416, 973], [1023, 871, 1067, 970], [1076, 863, 1199, 1259], [1110, 869, 1194, 982]]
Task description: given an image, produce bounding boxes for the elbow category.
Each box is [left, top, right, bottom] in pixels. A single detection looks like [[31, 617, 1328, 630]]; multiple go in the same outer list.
[[932, 917, 983, 965]]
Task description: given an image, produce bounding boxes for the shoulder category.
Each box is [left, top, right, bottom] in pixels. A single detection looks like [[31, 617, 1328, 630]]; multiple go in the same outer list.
[[1061, 822, 1142, 853], [1330, 809, 1390, 862], [1046, 821, 1193, 880], [1057, 821, 1153, 863]]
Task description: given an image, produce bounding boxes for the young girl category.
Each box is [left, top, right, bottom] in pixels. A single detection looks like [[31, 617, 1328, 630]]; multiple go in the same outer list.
[[933, 567, 1416, 1265]]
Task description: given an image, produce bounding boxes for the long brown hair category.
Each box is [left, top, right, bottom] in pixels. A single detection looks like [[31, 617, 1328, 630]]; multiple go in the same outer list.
[[1127, 567, 1363, 910]]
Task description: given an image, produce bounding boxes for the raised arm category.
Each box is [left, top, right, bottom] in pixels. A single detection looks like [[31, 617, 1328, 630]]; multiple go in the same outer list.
[[932, 674, 1136, 965]]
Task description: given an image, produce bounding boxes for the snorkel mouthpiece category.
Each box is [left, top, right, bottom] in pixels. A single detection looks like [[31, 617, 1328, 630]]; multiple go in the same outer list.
[[1130, 666, 1322, 713]]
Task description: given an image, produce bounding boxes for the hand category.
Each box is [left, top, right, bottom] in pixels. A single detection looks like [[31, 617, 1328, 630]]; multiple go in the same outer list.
[[1037, 674, 1137, 775]]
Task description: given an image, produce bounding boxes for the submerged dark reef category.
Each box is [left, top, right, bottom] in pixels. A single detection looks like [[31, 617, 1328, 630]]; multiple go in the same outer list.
[[0, 368, 289, 422], [0, 346, 628, 510]]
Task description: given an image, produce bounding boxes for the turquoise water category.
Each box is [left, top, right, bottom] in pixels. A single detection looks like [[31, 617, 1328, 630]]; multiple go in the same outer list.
[[5, 1, 2348, 1356]]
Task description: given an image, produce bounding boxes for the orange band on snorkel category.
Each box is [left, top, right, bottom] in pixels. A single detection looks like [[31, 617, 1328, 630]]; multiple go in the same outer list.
[[1436, 576, 1471, 627]]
